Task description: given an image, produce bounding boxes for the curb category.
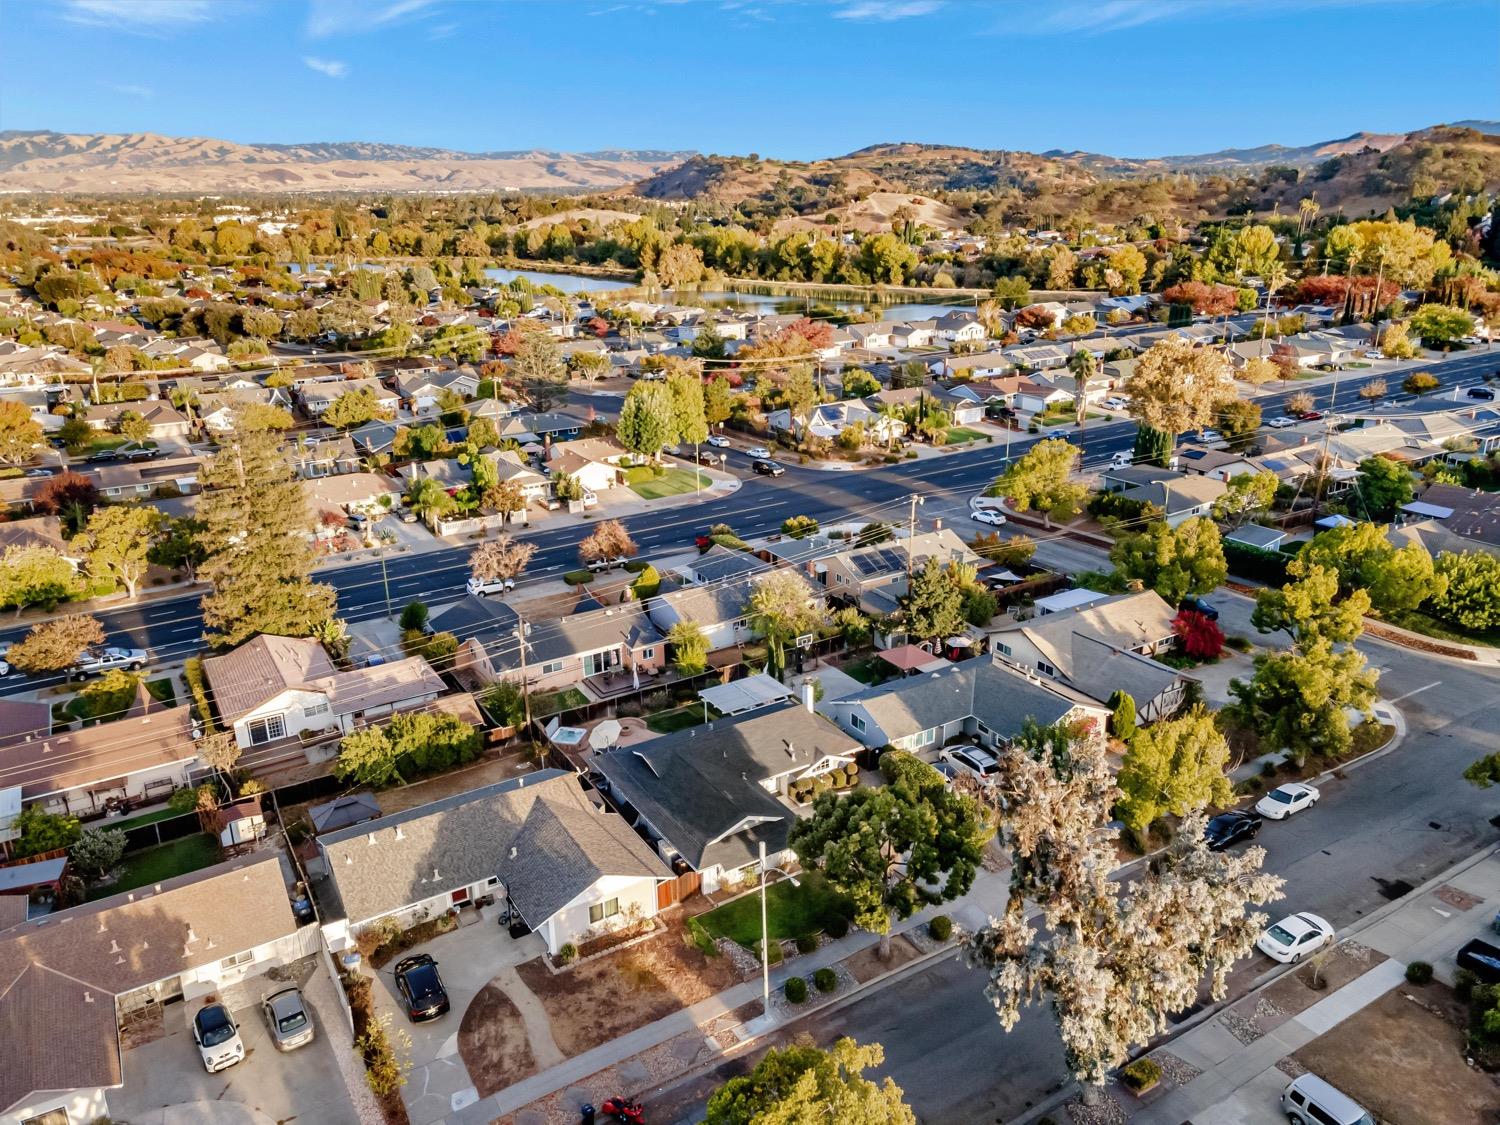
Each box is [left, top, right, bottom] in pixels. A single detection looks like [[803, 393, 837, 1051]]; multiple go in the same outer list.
[[1008, 839, 1500, 1125]]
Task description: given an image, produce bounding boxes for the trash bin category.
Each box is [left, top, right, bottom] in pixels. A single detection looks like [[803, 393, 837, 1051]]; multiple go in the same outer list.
[[580, 1105, 596, 1125]]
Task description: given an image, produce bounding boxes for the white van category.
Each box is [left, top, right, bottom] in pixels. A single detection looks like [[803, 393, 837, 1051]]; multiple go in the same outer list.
[[1280, 1074, 1374, 1125]]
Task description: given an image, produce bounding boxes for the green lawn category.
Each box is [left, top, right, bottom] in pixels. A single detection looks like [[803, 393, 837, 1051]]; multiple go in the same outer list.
[[945, 427, 987, 445], [110, 805, 187, 831], [645, 702, 721, 734], [697, 871, 853, 946], [87, 834, 220, 901], [531, 687, 590, 716], [841, 656, 889, 686], [57, 677, 177, 727], [1385, 608, 1500, 649], [626, 466, 710, 500]]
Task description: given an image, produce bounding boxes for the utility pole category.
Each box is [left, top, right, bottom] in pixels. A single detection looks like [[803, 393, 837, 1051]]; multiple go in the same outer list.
[[905, 493, 924, 580], [515, 615, 533, 732], [759, 840, 771, 1016]]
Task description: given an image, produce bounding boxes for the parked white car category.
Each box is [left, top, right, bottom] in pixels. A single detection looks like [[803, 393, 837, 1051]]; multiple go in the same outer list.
[[746, 445, 771, 459], [1257, 912, 1334, 963], [70, 646, 147, 680], [940, 745, 1001, 787], [466, 575, 514, 597], [1255, 781, 1320, 821], [1102, 396, 1129, 410], [1267, 416, 1298, 429], [706, 435, 731, 448], [970, 508, 1007, 526], [192, 1003, 245, 1073], [0, 642, 10, 677]]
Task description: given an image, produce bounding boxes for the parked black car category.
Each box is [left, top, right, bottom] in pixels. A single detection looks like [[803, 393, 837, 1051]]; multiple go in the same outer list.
[[1456, 938, 1500, 984], [394, 954, 450, 1022], [121, 444, 162, 462], [1466, 386, 1496, 401], [752, 459, 785, 477], [87, 448, 122, 463], [1179, 596, 1220, 621], [1204, 810, 1261, 851]]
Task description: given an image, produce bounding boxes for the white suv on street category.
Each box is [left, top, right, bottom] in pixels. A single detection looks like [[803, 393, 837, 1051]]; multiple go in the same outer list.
[[466, 575, 515, 597]]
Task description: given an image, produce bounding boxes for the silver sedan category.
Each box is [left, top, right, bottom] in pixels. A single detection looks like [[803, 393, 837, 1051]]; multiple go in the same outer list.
[[261, 986, 316, 1051]]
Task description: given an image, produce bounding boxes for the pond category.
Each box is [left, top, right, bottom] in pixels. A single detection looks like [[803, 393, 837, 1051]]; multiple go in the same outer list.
[[670, 289, 976, 320]]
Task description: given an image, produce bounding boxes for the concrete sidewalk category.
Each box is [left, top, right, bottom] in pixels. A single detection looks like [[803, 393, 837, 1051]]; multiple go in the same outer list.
[[1125, 844, 1500, 1124]]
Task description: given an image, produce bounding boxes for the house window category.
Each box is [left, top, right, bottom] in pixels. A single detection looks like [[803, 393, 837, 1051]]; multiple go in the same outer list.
[[995, 642, 1012, 657], [303, 700, 329, 718], [588, 897, 621, 925], [1035, 660, 1056, 677], [640, 648, 655, 661], [850, 714, 866, 733], [902, 727, 936, 749], [540, 660, 565, 675], [247, 715, 286, 745], [220, 950, 254, 971], [21, 1111, 71, 1125]]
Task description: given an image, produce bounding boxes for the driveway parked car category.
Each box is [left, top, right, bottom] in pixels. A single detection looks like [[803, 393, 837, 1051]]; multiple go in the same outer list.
[[70, 646, 147, 680], [1256, 782, 1320, 821], [746, 445, 771, 459], [192, 1003, 246, 1073], [1102, 397, 1129, 410], [970, 508, 1007, 526], [1179, 596, 1219, 621], [1257, 912, 1334, 963], [1456, 938, 1500, 984], [394, 954, 450, 1022], [261, 987, 316, 1052], [940, 745, 1000, 786], [1204, 810, 1261, 851]]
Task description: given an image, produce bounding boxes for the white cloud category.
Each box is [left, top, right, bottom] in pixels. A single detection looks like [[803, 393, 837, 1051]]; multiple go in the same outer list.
[[303, 56, 349, 78], [833, 0, 941, 21], [1014, 0, 1393, 36], [100, 82, 154, 98], [62, 0, 213, 32], [306, 0, 440, 38]]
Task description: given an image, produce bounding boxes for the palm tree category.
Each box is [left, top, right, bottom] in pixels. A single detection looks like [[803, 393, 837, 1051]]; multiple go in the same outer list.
[[405, 477, 455, 526], [1297, 197, 1320, 248], [1067, 350, 1098, 435], [1259, 260, 1290, 341]]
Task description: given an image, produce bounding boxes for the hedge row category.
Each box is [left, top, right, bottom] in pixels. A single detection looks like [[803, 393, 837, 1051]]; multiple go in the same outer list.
[[1223, 539, 1291, 585]]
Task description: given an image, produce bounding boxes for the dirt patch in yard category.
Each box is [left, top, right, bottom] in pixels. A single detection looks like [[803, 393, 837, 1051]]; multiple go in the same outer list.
[[458, 983, 538, 1099], [513, 925, 753, 1058], [1256, 942, 1385, 1023], [844, 934, 922, 984], [1293, 983, 1500, 1125]]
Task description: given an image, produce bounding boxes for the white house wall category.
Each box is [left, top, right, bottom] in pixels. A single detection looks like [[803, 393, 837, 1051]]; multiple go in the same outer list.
[[7, 1087, 112, 1125], [540, 873, 660, 955]]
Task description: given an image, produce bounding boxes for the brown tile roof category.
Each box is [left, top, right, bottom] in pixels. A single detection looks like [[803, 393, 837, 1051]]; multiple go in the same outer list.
[[0, 698, 52, 749], [2, 704, 197, 801], [0, 963, 122, 1113], [202, 636, 337, 724]]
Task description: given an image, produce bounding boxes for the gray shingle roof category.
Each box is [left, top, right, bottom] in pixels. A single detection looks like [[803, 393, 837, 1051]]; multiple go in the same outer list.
[[595, 704, 858, 872], [318, 770, 668, 927]]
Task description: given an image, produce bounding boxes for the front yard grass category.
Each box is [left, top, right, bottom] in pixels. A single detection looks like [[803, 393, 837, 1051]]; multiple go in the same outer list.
[[86, 833, 220, 901], [1385, 607, 1500, 649], [945, 427, 987, 445], [696, 870, 852, 947], [626, 466, 710, 500], [55, 677, 177, 727]]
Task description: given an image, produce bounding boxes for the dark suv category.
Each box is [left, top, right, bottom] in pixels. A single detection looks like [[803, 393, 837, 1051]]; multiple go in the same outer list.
[[1204, 810, 1261, 851], [394, 954, 450, 1022], [1466, 386, 1496, 401], [752, 459, 785, 477]]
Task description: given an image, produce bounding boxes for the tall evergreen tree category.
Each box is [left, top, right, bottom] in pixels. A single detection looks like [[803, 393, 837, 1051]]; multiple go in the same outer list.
[[197, 428, 336, 647]]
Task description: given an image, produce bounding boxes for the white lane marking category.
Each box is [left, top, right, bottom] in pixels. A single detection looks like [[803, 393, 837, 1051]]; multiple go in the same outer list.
[[1390, 681, 1441, 703]]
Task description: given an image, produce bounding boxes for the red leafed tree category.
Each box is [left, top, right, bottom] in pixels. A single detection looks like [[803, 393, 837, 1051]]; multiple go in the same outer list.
[[1162, 281, 1238, 316], [1172, 609, 1224, 661], [33, 471, 99, 517], [779, 317, 833, 349], [1290, 276, 1398, 313], [586, 316, 610, 338], [492, 323, 546, 356], [1013, 306, 1056, 330]]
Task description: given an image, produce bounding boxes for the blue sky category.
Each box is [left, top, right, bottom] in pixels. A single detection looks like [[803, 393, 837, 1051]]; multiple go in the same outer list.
[[3, 0, 1497, 160]]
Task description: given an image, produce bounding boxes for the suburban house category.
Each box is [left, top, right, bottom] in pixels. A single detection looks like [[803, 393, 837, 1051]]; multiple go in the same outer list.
[[934, 352, 1014, 380], [301, 471, 403, 518], [677, 545, 770, 586], [933, 311, 986, 344], [0, 856, 306, 1125], [547, 449, 623, 494], [1408, 482, 1500, 547], [390, 368, 480, 416], [986, 590, 1195, 721], [499, 411, 586, 445], [1175, 444, 1259, 482], [847, 322, 897, 350], [198, 387, 292, 434], [812, 528, 984, 610], [316, 770, 672, 957], [765, 398, 905, 444], [297, 378, 399, 419], [434, 593, 666, 697], [0, 516, 82, 568], [202, 635, 445, 750], [82, 401, 191, 441], [287, 433, 362, 479], [818, 654, 1106, 753], [480, 449, 552, 504], [1099, 464, 1228, 526], [645, 574, 765, 655], [0, 695, 198, 818], [593, 701, 860, 895]]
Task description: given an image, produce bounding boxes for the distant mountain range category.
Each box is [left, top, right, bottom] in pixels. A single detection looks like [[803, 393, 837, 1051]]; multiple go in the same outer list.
[[0, 131, 691, 193], [0, 123, 1495, 197]]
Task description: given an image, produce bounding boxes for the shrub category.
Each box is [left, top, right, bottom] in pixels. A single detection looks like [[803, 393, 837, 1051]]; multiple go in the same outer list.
[[826, 915, 850, 939], [783, 976, 808, 1004], [782, 515, 819, 539], [69, 826, 128, 881], [1403, 371, 1439, 395], [795, 934, 818, 955], [1120, 1057, 1162, 1092], [1455, 968, 1477, 1002], [928, 915, 953, 942], [399, 600, 428, 631], [756, 939, 784, 965], [182, 655, 216, 731], [558, 943, 578, 965], [1260, 760, 1279, 778], [1405, 960, 1433, 984], [630, 564, 661, 600], [813, 967, 837, 993]]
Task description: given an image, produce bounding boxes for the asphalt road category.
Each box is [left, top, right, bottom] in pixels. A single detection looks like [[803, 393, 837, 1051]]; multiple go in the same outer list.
[[2, 348, 1497, 683]]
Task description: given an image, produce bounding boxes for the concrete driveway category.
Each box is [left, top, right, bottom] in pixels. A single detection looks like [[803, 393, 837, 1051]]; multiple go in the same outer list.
[[109, 969, 359, 1125], [367, 910, 546, 1124]]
